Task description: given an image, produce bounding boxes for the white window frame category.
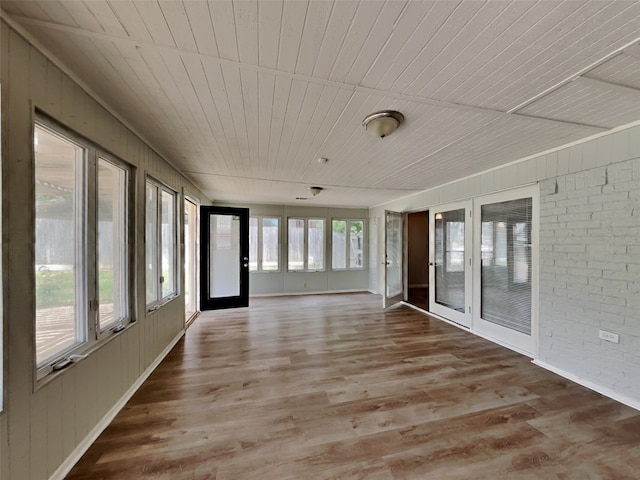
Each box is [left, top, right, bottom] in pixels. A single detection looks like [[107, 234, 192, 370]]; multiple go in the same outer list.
[[331, 218, 366, 271], [287, 217, 326, 272], [34, 117, 133, 381], [249, 216, 281, 272], [146, 176, 179, 310], [472, 185, 539, 357]]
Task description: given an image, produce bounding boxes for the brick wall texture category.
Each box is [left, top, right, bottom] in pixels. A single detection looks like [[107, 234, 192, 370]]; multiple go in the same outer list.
[[539, 158, 640, 400]]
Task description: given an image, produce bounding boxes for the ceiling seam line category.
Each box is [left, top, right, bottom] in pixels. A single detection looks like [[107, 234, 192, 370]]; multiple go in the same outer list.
[[8, 12, 611, 132], [506, 33, 640, 114]]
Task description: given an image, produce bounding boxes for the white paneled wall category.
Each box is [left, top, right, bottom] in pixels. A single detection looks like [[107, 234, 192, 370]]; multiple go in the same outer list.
[[1, 21, 210, 480], [370, 121, 640, 407]]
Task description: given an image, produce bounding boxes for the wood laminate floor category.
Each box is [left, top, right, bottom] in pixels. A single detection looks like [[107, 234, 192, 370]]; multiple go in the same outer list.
[[66, 293, 640, 480]]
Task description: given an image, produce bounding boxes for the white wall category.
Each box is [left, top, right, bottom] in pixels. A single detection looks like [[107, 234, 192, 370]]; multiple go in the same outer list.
[[218, 203, 369, 296], [370, 121, 640, 407], [1, 20, 211, 480]]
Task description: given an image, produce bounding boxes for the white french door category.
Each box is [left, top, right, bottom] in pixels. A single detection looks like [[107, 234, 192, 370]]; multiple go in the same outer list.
[[383, 211, 404, 309], [184, 197, 199, 325], [473, 186, 538, 355], [429, 201, 472, 328]]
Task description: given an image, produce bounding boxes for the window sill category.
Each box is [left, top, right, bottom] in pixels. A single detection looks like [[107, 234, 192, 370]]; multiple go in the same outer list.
[[146, 293, 180, 315], [34, 319, 136, 389]]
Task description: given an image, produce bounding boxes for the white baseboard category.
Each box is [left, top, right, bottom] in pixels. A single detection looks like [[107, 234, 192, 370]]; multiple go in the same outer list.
[[49, 330, 186, 480], [401, 302, 533, 358], [250, 289, 368, 298], [532, 360, 640, 412]]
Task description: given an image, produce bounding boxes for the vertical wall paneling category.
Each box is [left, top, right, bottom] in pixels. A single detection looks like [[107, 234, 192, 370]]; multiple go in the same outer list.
[[0, 19, 212, 480]]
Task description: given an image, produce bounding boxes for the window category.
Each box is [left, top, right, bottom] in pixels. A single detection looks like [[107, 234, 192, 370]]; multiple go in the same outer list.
[[249, 216, 280, 272], [34, 120, 131, 377], [98, 158, 129, 333], [332, 219, 365, 270], [146, 178, 178, 308], [288, 218, 325, 271]]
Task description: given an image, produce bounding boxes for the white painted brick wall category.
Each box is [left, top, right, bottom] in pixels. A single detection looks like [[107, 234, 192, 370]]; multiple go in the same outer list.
[[539, 157, 640, 400]]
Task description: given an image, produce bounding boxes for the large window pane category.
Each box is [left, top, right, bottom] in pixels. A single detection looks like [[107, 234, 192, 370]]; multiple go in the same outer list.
[[97, 159, 127, 331], [262, 217, 279, 271], [308, 219, 324, 270], [481, 197, 532, 335], [145, 183, 158, 304], [349, 220, 364, 269], [249, 217, 258, 271], [288, 219, 304, 271], [332, 220, 347, 269], [161, 190, 176, 298], [34, 125, 86, 366]]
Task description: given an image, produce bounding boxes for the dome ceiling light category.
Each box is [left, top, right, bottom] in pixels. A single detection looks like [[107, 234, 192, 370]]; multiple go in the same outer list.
[[362, 110, 404, 138], [307, 186, 323, 196]]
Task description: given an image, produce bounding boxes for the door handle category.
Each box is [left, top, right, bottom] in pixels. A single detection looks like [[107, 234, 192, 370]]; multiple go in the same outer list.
[[243, 263, 248, 267]]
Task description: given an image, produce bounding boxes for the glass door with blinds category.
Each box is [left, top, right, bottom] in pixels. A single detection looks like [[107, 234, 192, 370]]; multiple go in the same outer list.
[[473, 187, 538, 355], [429, 201, 472, 328]]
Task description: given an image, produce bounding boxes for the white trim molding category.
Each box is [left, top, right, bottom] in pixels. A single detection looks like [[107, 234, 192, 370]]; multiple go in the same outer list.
[[48, 330, 186, 480], [251, 289, 368, 298], [533, 360, 640, 412]]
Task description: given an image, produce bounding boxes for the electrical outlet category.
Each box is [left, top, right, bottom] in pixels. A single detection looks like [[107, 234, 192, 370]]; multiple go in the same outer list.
[[599, 330, 620, 344]]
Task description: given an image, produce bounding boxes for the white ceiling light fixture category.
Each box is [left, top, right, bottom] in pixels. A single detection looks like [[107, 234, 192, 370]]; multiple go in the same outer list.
[[362, 110, 404, 138], [308, 186, 323, 196]]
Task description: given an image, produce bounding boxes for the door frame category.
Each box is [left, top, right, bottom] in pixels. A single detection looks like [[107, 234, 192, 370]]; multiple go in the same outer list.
[[183, 194, 200, 326], [472, 185, 539, 356], [429, 200, 472, 328], [200, 206, 250, 310]]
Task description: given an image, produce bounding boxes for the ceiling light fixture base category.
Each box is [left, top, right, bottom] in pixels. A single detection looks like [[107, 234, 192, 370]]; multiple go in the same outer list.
[[362, 110, 404, 138]]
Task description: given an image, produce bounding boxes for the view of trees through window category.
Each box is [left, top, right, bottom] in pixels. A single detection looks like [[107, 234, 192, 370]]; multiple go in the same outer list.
[[332, 220, 364, 269], [288, 218, 325, 271], [146, 179, 178, 307], [249, 217, 279, 271], [34, 122, 131, 371]]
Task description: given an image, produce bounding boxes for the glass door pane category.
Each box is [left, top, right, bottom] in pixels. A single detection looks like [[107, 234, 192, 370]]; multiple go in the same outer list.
[[184, 199, 198, 322], [209, 213, 240, 298], [429, 202, 471, 327], [384, 211, 403, 308], [481, 198, 532, 333], [200, 206, 249, 310], [474, 189, 536, 355], [435, 209, 465, 312]]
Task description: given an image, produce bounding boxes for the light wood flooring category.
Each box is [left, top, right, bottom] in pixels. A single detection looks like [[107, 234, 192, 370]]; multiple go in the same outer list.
[[66, 293, 640, 479]]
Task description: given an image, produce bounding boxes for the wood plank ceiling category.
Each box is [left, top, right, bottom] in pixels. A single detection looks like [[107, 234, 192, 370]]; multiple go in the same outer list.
[[3, 1, 640, 207]]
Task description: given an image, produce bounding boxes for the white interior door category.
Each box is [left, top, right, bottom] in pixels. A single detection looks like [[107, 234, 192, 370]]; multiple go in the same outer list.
[[473, 187, 538, 355], [184, 198, 199, 324], [384, 211, 403, 309], [429, 201, 472, 327]]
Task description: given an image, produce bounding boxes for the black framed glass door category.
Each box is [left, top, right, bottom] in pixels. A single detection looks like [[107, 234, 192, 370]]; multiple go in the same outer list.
[[200, 206, 249, 310]]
